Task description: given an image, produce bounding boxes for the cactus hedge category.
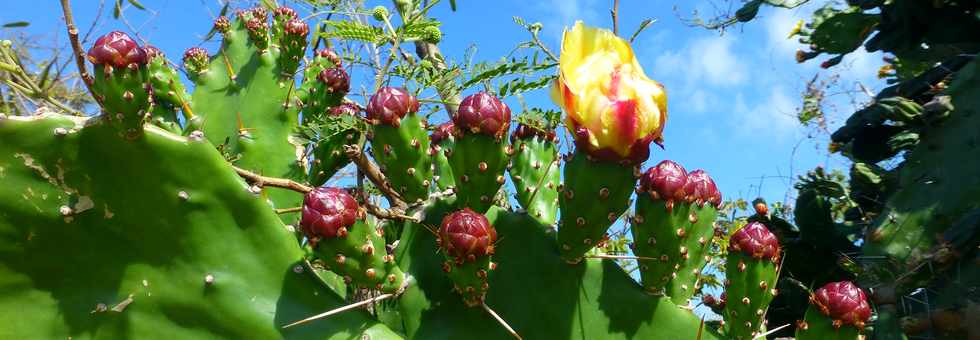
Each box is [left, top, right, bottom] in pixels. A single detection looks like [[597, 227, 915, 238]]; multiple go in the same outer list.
[[1, 0, 977, 339]]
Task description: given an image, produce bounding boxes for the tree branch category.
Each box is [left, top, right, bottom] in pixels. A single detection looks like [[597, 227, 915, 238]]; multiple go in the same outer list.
[[343, 144, 407, 209], [59, 0, 98, 104], [232, 165, 313, 193]]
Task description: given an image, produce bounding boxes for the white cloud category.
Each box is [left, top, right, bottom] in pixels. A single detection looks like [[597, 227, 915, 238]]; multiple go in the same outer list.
[[539, 0, 601, 41], [764, 9, 804, 56], [652, 35, 747, 88], [736, 87, 800, 139]]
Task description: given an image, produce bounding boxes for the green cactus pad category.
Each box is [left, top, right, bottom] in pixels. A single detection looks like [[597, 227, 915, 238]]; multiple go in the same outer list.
[[147, 55, 193, 123], [312, 220, 405, 294], [862, 58, 980, 281], [0, 114, 400, 339], [664, 203, 718, 305], [189, 15, 304, 222], [309, 128, 360, 186], [509, 136, 560, 226], [441, 256, 493, 307], [723, 252, 780, 339], [446, 134, 509, 212], [92, 64, 151, 137], [632, 197, 717, 303], [370, 113, 433, 204], [795, 306, 861, 340], [557, 152, 637, 263], [432, 138, 456, 192], [389, 202, 721, 339]]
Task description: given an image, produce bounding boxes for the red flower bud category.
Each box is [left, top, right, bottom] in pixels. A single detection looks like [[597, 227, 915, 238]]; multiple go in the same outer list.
[[811, 281, 872, 329], [639, 160, 688, 203], [318, 67, 350, 94], [329, 102, 361, 116], [430, 122, 454, 145], [317, 48, 342, 67], [144, 45, 164, 60], [300, 187, 361, 239], [511, 123, 556, 142], [284, 18, 309, 36], [683, 170, 721, 208], [729, 222, 780, 261], [366, 87, 419, 126], [439, 208, 497, 261], [273, 6, 298, 19], [87, 31, 147, 68], [454, 92, 511, 138]]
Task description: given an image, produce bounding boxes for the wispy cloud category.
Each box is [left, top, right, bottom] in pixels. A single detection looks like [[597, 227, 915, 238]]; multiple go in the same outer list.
[[734, 87, 800, 139], [653, 35, 747, 88]]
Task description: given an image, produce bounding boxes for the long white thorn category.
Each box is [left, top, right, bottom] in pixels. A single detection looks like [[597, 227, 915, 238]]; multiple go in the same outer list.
[[282, 293, 394, 329], [482, 302, 522, 340], [751, 323, 790, 339]]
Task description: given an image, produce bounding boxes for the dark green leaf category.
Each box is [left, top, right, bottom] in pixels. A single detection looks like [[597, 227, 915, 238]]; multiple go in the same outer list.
[[2, 21, 29, 28], [127, 0, 146, 10]]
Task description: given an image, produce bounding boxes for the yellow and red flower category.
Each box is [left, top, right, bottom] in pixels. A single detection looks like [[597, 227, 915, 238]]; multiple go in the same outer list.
[[551, 21, 667, 164]]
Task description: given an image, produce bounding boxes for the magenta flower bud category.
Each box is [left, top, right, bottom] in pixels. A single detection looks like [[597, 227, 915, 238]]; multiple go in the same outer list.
[[439, 208, 497, 262], [366, 86, 420, 126], [213, 16, 231, 33], [300, 187, 361, 240], [182, 47, 209, 74], [682, 169, 722, 208], [811, 281, 872, 329], [87, 31, 147, 68], [317, 48, 342, 67], [284, 18, 309, 36], [250, 6, 269, 22], [430, 122, 454, 145], [639, 160, 688, 204], [511, 124, 556, 142], [329, 102, 361, 116], [273, 6, 297, 19], [317, 67, 350, 94], [454, 92, 511, 138], [728, 222, 780, 261], [143, 45, 164, 60]]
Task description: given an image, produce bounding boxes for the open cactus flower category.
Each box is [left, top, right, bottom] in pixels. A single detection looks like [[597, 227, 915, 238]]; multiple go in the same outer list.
[[554, 21, 668, 263], [551, 21, 667, 164]]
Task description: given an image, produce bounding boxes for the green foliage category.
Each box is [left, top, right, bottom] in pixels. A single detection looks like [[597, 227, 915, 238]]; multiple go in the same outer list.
[[320, 20, 387, 44]]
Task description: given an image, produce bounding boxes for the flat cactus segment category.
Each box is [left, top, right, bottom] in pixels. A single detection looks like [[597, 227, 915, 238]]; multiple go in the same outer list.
[[446, 134, 509, 212], [0, 114, 400, 340], [189, 14, 303, 221], [370, 113, 433, 203], [309, 219, 405, 294], [557, 152, 637, 263], [795, 306, 861, 340], [861, 58, 980, 277], [664, 204, 717, 305], [723, 222, 781, 340], [632, 197, 717, 303], [390, 202, 720, 339], [509, 135, 560, 226], [430, 123, 456, 192]]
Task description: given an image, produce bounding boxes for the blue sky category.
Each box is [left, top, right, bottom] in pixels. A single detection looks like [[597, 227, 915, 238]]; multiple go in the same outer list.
[[2, 0, 883, 209]]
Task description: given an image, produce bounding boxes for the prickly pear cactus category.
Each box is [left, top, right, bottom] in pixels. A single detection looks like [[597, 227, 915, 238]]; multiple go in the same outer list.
[[0, 3, 804, 340]]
